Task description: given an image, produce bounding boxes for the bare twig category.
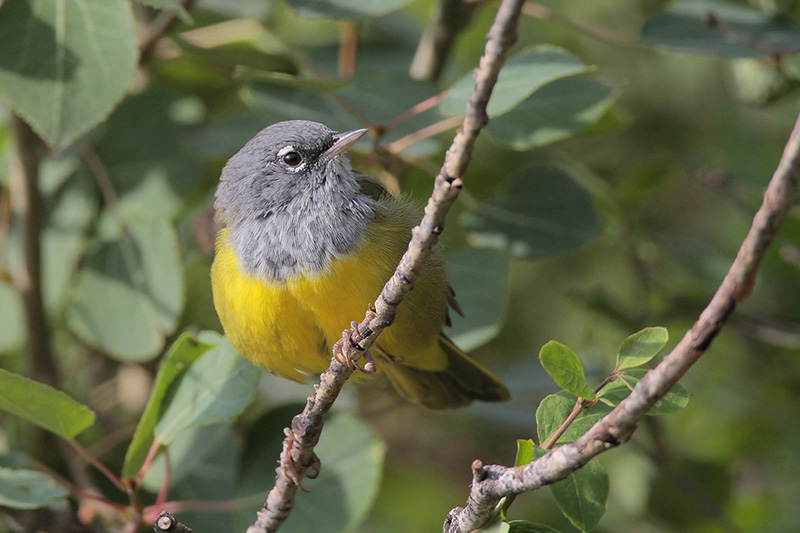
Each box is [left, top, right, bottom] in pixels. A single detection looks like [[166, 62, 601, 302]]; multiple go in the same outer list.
[[385, 116, 462, 154], [139, 0, 194, 65], [9, 114, 57, 386], [521, 2, 632, 47], [410, 0, 481, 81], [443, 113, 800, 532], [244, 1, 526, 532], [338, 21, 358, 79]]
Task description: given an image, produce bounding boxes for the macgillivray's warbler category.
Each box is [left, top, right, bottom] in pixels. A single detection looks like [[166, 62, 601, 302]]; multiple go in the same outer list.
[[211, 120, 509, 409]]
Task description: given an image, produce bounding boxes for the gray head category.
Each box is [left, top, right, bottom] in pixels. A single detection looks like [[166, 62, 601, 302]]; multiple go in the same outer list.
[[215, 120, 380, 281]]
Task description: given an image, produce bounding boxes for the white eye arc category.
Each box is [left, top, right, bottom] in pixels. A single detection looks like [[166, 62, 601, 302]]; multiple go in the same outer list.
[[277, 145, 305, 171]]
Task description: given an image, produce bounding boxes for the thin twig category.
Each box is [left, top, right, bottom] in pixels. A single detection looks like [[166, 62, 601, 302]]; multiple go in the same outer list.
[[139, 0, 195, 65], [410, 0, 481, 81], [338, 21, 358, 79], [443, 112, 800, 532], [382, 92, 447, 134], [245, 1, 526, 532], [521, 2, 632, 47], [385, 116, 463, 154]]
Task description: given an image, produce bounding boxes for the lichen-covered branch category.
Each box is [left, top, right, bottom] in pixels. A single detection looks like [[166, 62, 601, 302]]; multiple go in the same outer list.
[[245, 1, 526, 531], [443, 112, 800, 532]]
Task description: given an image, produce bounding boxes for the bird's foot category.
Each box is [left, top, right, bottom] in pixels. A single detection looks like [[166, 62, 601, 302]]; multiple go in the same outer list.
[[333, 321, 376, 374], [280, 428, 320, 492]]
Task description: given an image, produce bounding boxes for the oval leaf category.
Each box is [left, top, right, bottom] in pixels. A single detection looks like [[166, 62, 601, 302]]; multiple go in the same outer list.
[[507, 521, 563, 533], [549, 459, 609, 532], [441, 45, 590, 118], [0, 369, 95, 440], [154, 333, 260, 445], [617, 327, 669, 370], [485, 78, 616, 150], [446, 248, 509, 351], [536, 392, 612, 446], [539, 342, 595, 400], [0, 468, 68, 509], [65, 216, 184, 362], [515, 439, 535, 466], [461, 166, 598, 259], [237, 406, 386, 533], [0, 0, 138, 149], [122, 333, 214, 479], [641, 1, 800, 58], [598, 369, 690, 415]]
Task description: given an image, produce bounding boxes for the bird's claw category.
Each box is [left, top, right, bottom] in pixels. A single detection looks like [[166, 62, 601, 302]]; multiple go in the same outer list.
[[280, 428, 320, 492], [333, 321, 376, 374]]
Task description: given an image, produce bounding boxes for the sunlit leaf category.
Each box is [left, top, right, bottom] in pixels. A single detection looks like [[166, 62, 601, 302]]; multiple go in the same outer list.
[[539, 342, 596, 400], [598, 369, 690, 415], [0, 468, 68, 509], [515, 439, 535, 466], [617, 327, 669, 370], [154, 332, 260, 445], [536, 392, 612, 446], [0, 0, 138, 149], [485, 78, 616, 150], [441, 45, 591, 118], [0, 369, 95, 440], [122, 333, 213, 479]]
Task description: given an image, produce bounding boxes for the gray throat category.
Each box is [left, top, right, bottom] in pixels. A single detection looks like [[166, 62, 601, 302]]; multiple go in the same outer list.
[[226, 177, 380, 282]]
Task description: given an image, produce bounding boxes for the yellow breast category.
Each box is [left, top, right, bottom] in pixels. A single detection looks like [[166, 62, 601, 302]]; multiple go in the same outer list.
[[211, 217, 451, 382]]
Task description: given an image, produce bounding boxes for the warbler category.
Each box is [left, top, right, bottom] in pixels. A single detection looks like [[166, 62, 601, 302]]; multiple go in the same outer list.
[[211, 120, 509, 408]]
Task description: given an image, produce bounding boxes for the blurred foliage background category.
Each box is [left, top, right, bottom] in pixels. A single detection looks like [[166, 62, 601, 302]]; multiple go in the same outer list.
[[1, 0, 800, 531]]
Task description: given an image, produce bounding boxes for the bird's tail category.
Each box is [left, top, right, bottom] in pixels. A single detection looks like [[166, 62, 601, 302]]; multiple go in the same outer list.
[[382, 335, 510, 409]]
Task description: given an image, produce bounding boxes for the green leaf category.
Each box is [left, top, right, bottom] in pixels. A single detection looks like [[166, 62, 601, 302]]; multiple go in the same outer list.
[[65, 216, 184, 362], [154, 332, 260, 445], [598, 369, 690, 415], [538, 341, 596, 400], [142, 422, 235, 492], [549, 459, 609, 532], [237, 406, 386, 533], [446, 249, 509, 351], [536, 392, 612, 446], [461, 166, 598, 258], [0, 283, 25, 353], [0, 0, 138, 149], [122, 333, 213, 479], [617, 327, 669, 370], [0, 369, 95, 440], [485, 78, 617, 150], [441, 45, 591, 118], [507, 521, 563, 533], [0, 468, 68, 509], [641, 1, 800, 58], [286, 0, 414, 20], [479, 520, 510, 533], [515, 439, 535, 466]]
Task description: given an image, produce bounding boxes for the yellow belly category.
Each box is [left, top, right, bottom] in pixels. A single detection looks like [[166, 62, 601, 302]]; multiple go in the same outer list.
[[211, 220, 450, 382]]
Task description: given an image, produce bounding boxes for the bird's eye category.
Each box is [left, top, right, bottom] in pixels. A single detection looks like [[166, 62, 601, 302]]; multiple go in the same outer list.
[[282, 151, 302, 166]]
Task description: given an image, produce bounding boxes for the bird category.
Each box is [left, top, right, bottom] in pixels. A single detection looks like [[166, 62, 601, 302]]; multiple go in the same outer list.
[[211, 120, 509, 409]]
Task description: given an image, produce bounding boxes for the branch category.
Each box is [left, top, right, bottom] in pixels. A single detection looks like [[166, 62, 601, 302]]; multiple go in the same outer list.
[[245, 0, 526, 531], [410, 0, 481, 81], [444, 112, 800, 532], [9, 114, 57, 386]]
